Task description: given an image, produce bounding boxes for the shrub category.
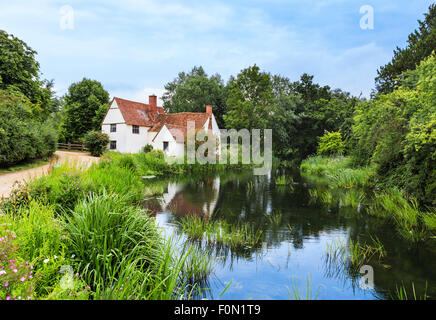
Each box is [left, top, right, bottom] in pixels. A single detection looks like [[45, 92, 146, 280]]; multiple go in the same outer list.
[[317, 131, 345, 156], [0, 89, 58, 167], [143, 144, 153, 153], [83, 131, 109, 157]]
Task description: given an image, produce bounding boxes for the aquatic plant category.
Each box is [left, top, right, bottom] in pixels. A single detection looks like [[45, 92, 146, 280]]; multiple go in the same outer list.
[[266, 210, 283, 227], [275, 175, 292, 186], [287, 275, 321, 300], [370, 188, 429, 242], [391, 281, 428, 300], [178, 216, 264, 251], [325, 237, 386, 273]]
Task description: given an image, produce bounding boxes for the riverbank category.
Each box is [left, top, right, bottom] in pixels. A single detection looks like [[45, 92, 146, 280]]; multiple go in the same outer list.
[[300, 156, 436, 243], [0, 150, 252, 300]]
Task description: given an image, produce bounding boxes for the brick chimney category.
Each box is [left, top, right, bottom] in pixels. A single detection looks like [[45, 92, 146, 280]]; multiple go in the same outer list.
[[149, 95, 157, 110], [206, 105, 213, 115]]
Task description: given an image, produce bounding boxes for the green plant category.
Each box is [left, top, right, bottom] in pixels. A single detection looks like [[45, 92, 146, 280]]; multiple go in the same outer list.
[[179, 216, 264, 251], [317, 131, 345, 156], [83, 131, 109, 157], [143, 144, 153, 153], [275, 175, 292, 186], [287, 275, 321, 300], [0, 231, 35, 300], [391, 281, 428, 300]]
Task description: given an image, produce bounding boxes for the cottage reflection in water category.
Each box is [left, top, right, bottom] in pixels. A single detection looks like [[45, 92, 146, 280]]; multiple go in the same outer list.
[[145, 177, 220, 219]]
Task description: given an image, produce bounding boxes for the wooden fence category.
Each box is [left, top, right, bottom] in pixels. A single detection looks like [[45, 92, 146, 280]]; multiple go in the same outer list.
[[58, 143, 88, 152]]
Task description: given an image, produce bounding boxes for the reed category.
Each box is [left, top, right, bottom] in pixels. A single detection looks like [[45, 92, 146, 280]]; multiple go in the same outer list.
[[287, 275, 321, 300], [325, 237, 386, 272], [179, 216, 264, 251], [391, 281, 428, 300]]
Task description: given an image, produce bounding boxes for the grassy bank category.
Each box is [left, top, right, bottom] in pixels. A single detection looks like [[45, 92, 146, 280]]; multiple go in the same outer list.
[[300, 156, 436, 243], [0, 156, 56, 175], [1, 150, 250, 300]]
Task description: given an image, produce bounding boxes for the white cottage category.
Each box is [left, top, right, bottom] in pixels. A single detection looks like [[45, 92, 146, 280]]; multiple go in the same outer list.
[[101, 95, 220, 157]]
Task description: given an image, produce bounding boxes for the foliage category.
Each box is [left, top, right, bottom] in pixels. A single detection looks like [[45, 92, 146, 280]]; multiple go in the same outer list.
[[162, 66, 228, 127], [0, 89, 58, 167], [83, 131, 109, 157], [269, 74, 358, 162], [143, 144, 153, 153], [0, 30, 52, 119], [317, 131, 345, 156], [60, 78, 109, 142], [375, 4, 436, 94], [224, 65, 274, 130], [352, 54, 436, 206]]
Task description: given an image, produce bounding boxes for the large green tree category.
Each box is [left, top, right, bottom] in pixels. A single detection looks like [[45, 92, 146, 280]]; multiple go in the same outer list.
[[224, 65, 274, 130], [60, 78, 109, 142], [375, 4, 436, 94], [274, 74, 357, 162], [0, 30, 53, 118], [162, 66, 227, 127]]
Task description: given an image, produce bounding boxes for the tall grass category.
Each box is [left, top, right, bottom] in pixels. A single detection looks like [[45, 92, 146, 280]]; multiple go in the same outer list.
[[301, 156, 435, 243], [300, 155, 352, 176], [301, 156, 373, 189], [64, 192, 213, 299], [370, 188, 430, 242]]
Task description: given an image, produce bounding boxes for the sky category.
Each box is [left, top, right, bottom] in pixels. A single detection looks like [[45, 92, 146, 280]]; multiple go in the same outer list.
[[0, 0, 434, 103]]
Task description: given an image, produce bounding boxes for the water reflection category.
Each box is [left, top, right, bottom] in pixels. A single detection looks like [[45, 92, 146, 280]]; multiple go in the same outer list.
[[145, 170, 436, 300]]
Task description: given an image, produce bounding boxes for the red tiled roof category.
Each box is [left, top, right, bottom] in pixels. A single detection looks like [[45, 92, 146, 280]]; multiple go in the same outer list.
[[104, 97, 214, 141], [113, 97, 165, 127], [150, 112, 213, 142]]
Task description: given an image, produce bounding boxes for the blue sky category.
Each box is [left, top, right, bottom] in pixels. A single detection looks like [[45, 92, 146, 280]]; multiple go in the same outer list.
[[0, 0, 433, 102]]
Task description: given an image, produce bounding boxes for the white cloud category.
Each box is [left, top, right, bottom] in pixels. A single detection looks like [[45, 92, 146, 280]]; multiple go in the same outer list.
[[0, 0, 431, 99]]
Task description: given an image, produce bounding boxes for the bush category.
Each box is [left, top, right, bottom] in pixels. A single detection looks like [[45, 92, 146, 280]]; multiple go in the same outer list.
[[83, 131, 109, 157], [317, 131, 345, 156], [0, 89, 58, 167], [143, 144, 153, 153]]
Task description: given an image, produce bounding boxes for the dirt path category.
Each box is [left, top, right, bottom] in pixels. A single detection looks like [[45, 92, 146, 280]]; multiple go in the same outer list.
[[0, 151, 100, 198]]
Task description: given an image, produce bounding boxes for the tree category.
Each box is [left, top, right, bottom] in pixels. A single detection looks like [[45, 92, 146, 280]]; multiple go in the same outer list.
[[224, 65, 274, 130], [162, 66, 227, 127], [268, 75, 302, 159], [0, 30, 53, 119], [60, 78, 109, 142], [375, 4, 436, 94], [353, 54, 436, 206]]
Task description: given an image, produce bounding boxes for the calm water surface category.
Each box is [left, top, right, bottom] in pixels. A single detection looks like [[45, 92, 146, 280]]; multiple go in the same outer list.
[[147, 169, 436, 300]]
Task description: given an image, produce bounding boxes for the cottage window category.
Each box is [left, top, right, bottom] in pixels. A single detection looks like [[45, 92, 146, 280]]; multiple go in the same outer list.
[[132, 125, 139, 134], [110, 141, 117, 150], [163, 141, 169, 151], [110, 124, 116, 132]]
